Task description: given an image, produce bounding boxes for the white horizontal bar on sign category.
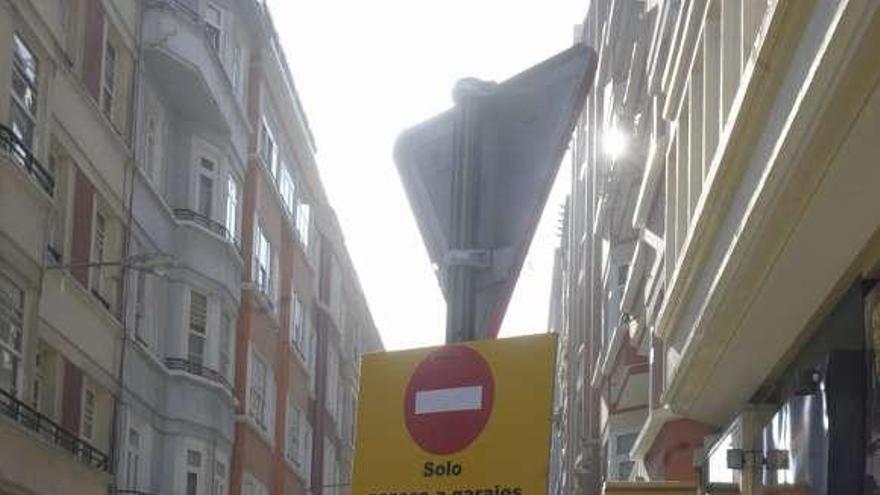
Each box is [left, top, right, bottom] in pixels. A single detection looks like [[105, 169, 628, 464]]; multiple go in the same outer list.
[[415, 386, 483, 414]]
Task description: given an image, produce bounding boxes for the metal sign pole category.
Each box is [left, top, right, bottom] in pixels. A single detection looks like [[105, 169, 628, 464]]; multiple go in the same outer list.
[[446, 81, 484, 344]]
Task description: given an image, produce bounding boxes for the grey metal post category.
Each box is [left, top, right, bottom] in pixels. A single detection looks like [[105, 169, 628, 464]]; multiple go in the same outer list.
[[446, 80, 486, 344]]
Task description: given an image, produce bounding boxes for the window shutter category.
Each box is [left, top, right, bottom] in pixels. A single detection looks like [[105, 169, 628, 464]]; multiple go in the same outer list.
[[82, 0, 105, 100], [61, 359, 83, 434], [70, 169, 95, 286], [266, 367, 276, 436]]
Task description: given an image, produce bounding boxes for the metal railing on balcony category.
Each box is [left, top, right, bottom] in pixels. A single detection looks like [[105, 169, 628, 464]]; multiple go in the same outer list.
[[172, 208, 241, 253], [0, 387, 109, 471], [0, 124, 54, 196], [165, 357, 232, 391]]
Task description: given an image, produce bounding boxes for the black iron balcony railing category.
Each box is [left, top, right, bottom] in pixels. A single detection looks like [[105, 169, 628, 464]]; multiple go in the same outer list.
[[0, 123, 54, 196], [165, 357, 232, 391], [172, 209, 241, 254], [0, 386, 109, 471]]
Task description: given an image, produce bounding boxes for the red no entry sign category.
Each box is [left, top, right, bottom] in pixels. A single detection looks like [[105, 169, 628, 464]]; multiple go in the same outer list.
[[404, 345, 495, 455]]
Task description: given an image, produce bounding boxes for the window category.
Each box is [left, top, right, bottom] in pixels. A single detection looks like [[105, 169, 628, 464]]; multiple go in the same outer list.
[[291, 294, 305, 353], [81, 384, 96, 441], [280, 167, 296, 214], [0, 275, 24, 395], [248, 350, 268, 429], [286, 399, 301, 465], [134, 271, 146, 340], [611, 432, 638, 480], [91, 212, 107, 297], [126, 428, 141, 490], [205, 4, 223, 52], [102, 41, 116, 118], [231, 43, 242, 91], [213, 459, 227, 495], [243, 473, 268, 495], [296, 202, 311, 247], [326, 346, 339, 420], [323, 438, 337, 495], [10, 34, 39, 151], [303, 422, 313, 485], [225, 175, 239, 242], [186, 449, 202, 495], [197, 158, 215, 219], [259, 120, 276, 177], [255, 225, 273, 300], [219, 314, 232, 380], [145, 117, 156, 176], [188, 290, 208, 366]]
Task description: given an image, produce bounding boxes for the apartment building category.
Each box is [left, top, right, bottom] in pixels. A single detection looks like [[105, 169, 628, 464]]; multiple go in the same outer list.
[[554, 0, 880, 494], [0, 1, 382, 495]]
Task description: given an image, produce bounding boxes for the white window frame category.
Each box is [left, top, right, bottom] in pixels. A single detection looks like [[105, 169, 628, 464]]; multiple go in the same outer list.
[[125, 426, 142, 491], [185, 447, 203, 495], [243, 472, 268, 495], [230, 42, 242, 91], [196, 157, 217, 220], [81, 382, 97, 441], [187, 289, 209, 366], [101, 37, 116, 119], [0, 275, 25, 396], [213, 456, 228, 495], [280, 166, 296, 214], [254, 224, 274, 302], [259, 119, 277, 177], [10, 33, 39, 151], [286, 398, 302, 465], [219, 313, 232, 381], [296, 201, 311, 247], [204, 3, 223, 53], [248, 348, 273, 433], [291, 294, 305, 354], [225, 174, 239, 243]]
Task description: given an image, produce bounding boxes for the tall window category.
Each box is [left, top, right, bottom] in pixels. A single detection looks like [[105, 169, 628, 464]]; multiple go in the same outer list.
[[255, 225, 273, 299], [259, 120, 276, 177], [291, 294, 305, 353], [188, 290, 208, 366], [91, 212, 107, 296], [204, 4, 223, 52], [225, 175, 238, 242], [126, 428, 141, 490], [0, 276, 24, 395], [286, 399, 301, 465], [10, 34, 39, 151], [280, 167, 296, 213], [219, 314, 232, 380], [213, 459, 227, 495], [102, 41, 116, 118], [197, 158, 215, 219], [243, 473, 268, 495], [326, 346, 339, 420], [186, 449, 202, 495], [296, 202, 311, 247], [81, 384, 96, 441], [248, 351, 268, 429], [134, 270, 148, 344], [231, 43, 242, 91]]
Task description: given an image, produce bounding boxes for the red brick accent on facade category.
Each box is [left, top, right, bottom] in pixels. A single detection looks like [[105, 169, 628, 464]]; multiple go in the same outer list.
[[644, 419, 713, 482], [61, 359, 83, 435], [82, 0, 105, 101], [70, 169, 94, 286]]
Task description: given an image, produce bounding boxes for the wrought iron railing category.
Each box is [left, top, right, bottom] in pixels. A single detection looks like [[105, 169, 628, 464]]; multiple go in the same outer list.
[[165, 357, 232, 391], [172, 209, 241, 253], [0, 386, 109, 471], [0, 124, 54, 196]]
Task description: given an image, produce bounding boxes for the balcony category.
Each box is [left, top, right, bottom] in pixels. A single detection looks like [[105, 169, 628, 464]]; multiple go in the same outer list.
[[173, 208, 239, 252], [0, 387, 109, 471], [142, 0, 248, 157], [165, 357, 232, 391], [0, 124, 54, 196]]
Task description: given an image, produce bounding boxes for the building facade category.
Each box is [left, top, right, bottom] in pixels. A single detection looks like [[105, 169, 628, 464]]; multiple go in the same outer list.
[[0, 1, 382, 495], [554, 0, 880, 494]]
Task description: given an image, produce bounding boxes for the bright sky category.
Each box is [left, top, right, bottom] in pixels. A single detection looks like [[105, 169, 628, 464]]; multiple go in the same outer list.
[[267, 0, 582, 350]]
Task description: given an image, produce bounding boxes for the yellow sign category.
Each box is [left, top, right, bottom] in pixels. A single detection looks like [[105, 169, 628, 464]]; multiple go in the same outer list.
[[352, 334, 557, 495]]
